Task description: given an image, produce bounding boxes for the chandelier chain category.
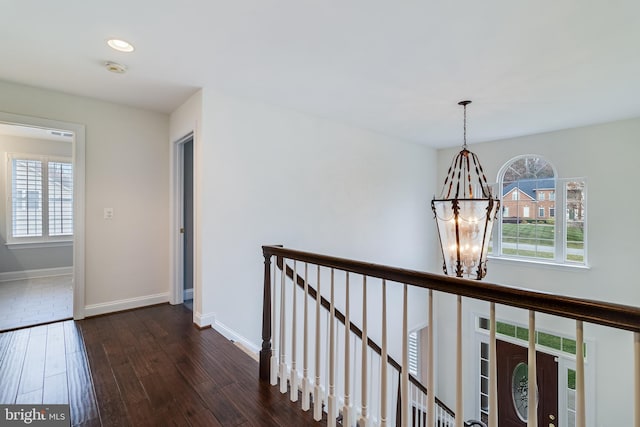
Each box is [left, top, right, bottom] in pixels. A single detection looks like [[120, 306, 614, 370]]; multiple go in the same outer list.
[[463, 103, 467, 149], [458, 100, 471, 149]]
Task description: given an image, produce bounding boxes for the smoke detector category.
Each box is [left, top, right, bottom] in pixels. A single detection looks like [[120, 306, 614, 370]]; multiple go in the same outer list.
[[105, 61, 127, 73]]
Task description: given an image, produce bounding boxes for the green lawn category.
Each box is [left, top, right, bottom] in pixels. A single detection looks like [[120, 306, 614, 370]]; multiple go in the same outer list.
[[502, 223, 584, 248], [495, 223, 585, 261]]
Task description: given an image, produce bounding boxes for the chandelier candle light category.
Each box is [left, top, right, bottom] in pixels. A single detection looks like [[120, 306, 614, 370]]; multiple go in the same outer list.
[[432, 100, 500, 280]]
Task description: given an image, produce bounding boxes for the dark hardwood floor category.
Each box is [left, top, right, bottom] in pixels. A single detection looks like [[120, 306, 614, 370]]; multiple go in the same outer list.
[[0, 319, 99, 425], [0, 303, 326, 427]]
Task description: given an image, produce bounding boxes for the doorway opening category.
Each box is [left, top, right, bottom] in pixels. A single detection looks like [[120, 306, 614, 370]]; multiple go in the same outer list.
[[0, 112, 85, 330], [182, 136, 194, 310], [171, 132, 195, 312]]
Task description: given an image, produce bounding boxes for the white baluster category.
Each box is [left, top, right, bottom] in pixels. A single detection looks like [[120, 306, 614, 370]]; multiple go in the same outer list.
[[358, 276, 369, 427], [380, 280, 388, 427], [401, 284, 409, 427], [302, 263, 311, 410], [575, 320, 585, 427], [328, 269, 337, 427], [421, 385, 426, 427], [489, 303, 497, 427], [279, 258, 288, 394], [343, 273, 353, 426], [270, 257, 278, 385], [455, 295, 463, 427], [290, 260, 298, 402], [427, 290, 434, 427], [313, 265, 323, 421], [635, 332, 640, 427], [528, 310, 537, 427]]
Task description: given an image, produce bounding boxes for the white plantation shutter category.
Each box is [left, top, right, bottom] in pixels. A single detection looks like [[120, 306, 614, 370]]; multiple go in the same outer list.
[[11, 158, 43, 237], [8, 155, 73, 242], [408, 330, 419, 376], [48, 161, 73, 236]]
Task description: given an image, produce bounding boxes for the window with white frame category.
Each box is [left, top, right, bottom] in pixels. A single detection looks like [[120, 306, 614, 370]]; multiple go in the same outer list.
[[491, 155, 586, 265], [7, 154, 73, 244]]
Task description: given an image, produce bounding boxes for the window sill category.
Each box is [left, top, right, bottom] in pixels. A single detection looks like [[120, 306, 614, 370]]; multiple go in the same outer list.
[[5, 240, 73, 249], [487, 255, 590, 271]]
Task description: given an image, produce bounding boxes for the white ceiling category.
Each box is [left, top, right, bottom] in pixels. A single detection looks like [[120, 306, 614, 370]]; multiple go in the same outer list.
[[1, 1, 639, 148]]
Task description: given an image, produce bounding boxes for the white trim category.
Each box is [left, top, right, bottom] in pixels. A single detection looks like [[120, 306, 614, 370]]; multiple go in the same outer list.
[[212, 318, 261, 356], [170, 137, 184, 306], [84, 292, 169, 317], [0, 266, 72, 282], [487, 254, 590, 271], [194, 310, 215, 328], [0, 112, 85, 320], [170, 132, 194, 307], [5, 241, 73, 249], [184, 288, 193, 300]]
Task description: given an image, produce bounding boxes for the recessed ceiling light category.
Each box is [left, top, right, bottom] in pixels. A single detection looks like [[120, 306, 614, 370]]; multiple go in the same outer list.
[[107, 38, 134, 53]]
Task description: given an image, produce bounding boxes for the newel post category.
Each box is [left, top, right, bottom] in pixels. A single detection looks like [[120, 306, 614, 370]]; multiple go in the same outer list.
[[260, 252, 272, 381]]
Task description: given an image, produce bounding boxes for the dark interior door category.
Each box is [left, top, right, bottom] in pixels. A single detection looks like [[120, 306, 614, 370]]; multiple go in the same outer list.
[[497, 340, 558, 427]]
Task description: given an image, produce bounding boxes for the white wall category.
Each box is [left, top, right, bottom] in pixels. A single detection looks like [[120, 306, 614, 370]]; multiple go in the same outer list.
[[0, 134, 73, 273], [186, 90, 438, 356], [435, 117, 640, 425], [0, 80, 170, 312]]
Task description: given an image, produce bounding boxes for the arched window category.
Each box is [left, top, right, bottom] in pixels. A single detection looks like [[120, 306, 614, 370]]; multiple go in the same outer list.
[[493, 155, 587, 265]]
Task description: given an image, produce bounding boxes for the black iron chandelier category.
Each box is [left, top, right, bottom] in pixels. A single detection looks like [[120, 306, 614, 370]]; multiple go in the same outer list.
[[431, 100, 500, 280]]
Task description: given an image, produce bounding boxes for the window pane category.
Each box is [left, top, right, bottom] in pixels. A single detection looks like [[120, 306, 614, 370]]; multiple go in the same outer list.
[[12, 159, 43, 237], [565, 180, 585, 262], [502, 179, 555, 259], [496, 321, 516, 337], [500, 156, 556, 260], [481, 341, 489, 358], [562, 338, 577, 355], [537, 331, 562, 350], [48, 161, 74, 236], [479, 317, 489, 330]]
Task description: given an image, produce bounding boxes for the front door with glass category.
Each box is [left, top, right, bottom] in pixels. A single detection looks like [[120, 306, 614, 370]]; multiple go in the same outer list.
[[497, 340, 558, 426]]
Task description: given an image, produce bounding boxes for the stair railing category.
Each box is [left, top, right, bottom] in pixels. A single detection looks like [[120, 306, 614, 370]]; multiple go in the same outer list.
[[260, 245, 640, 427], [275, 254, 455, 426]]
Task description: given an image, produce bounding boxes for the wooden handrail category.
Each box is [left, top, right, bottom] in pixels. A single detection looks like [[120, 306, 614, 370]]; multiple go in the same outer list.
[[263, 245, 640, 333], [274, 255, 455, 417]]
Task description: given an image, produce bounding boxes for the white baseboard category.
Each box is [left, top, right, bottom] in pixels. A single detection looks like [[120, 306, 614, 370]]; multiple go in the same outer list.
[[0, 266, 73, 283], [84, 292, 169, 317], [212, 319, 260, 356], [184, 288, 193, 300], [194, 311, 215, 328], [190, 311, 259, 356]]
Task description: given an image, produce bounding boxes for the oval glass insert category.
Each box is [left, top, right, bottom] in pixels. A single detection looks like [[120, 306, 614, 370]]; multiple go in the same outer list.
[[511, 362, 529, 421]]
